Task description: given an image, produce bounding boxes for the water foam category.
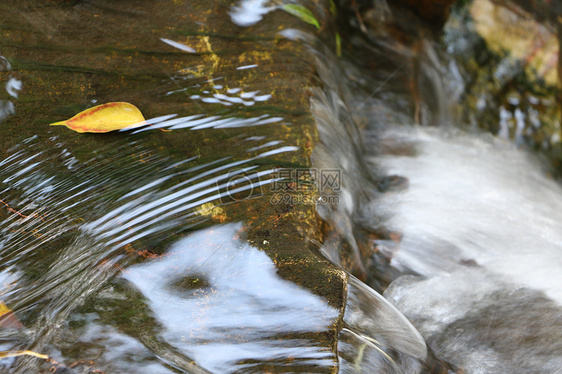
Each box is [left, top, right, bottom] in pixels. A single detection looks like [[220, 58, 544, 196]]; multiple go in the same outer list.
[[371, 126, 562, 372]]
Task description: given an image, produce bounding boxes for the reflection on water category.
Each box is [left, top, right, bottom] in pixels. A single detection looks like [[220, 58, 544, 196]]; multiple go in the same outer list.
[[0, 132, 300, 372], [83, 141, 295, 249], [72, 317, 176, 374], [167, 81, 273, 107], [0, 55, 19, 123], [160, 38, 197, 54], [230, 0, 274, 27], [124, 223, 339, 373], [128, 113, 283, 133], [191, 90, 272, 107]]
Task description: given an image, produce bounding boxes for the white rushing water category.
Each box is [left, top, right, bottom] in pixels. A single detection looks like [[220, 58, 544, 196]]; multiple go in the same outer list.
[[370, 125, 562, 373]]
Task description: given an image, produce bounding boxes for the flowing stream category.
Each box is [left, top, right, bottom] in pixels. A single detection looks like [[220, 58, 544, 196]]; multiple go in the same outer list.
[[371, 126, 562, 373], [0, 1, 561, 373]]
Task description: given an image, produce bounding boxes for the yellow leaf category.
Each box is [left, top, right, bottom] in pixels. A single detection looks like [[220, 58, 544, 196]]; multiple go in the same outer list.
[[0, 302, 10, 318], [0, 350, 49, 360], [50, 102, 146, 133], [0, 301, 22, 329]]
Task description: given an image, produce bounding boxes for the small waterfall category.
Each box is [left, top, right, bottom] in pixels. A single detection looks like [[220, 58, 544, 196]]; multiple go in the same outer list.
[[341, 2, 562, 370], [373, 125, 562, 373]]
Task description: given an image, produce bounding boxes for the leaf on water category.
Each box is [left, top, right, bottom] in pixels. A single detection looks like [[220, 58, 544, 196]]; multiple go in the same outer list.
[[281, 4, 320, 29], [50, 102, 146, 133], [0, 302, 9, 316], [0, 301, 22, 329]]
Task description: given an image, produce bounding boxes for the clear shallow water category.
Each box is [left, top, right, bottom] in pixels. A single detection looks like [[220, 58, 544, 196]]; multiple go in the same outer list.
[[0, 126, 318, 373], [124, 223, 339, 373], [0, 1, 364, 372]]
